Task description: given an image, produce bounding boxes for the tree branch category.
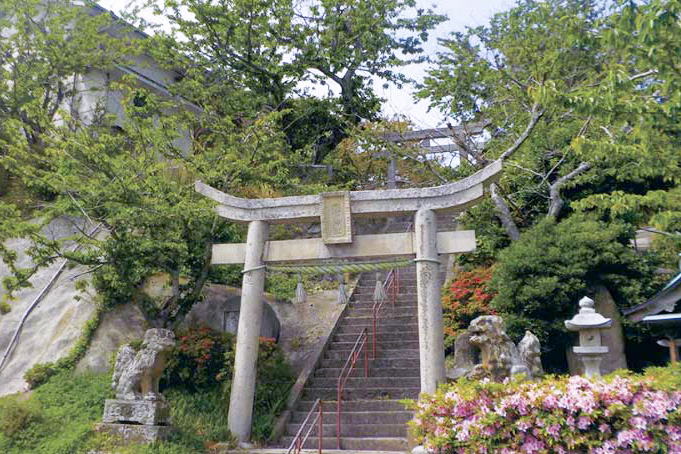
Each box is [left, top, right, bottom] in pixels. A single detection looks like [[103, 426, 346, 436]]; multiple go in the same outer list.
[[547, 161, 591, 218], [498, 103, 544, 161]]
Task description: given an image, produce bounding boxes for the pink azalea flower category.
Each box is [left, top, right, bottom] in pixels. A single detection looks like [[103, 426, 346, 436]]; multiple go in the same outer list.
[[577, 416, 591, 430]]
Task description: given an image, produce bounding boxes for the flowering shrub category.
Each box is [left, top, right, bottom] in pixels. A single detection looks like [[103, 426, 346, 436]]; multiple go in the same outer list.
[[411, 367, 681, 453], [442, 266, 496, 352], [162, 327, 293, 442], [163, 327, 235, 389]]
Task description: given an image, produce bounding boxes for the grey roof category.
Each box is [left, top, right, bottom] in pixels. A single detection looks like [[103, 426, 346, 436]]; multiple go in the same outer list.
[[641, 313, 681, 325], [625, 270, 681, 322]]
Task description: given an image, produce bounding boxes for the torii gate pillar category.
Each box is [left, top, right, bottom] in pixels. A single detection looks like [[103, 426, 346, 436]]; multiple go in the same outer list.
[[227, 220, 268, 441], [414, 209, 446, 392]]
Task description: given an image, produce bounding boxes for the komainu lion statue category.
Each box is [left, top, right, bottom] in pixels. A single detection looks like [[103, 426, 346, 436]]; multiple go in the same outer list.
[[448, 315, 543, 381], [111, 328, 176, 401]]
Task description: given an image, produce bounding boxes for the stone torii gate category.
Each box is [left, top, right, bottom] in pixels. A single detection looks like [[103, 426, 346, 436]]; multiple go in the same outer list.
[[195, 160, 502, 442]]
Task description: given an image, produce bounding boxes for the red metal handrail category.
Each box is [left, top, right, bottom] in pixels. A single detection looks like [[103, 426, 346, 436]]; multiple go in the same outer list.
[[287, 398, 323, 454], [336, 328, 369, 449]]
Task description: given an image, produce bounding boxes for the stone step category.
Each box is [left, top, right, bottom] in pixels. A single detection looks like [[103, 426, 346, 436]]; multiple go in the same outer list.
[[343, 315, 417, 326], [333, 332, 418, 343], [352, 293, 419, 302], [320, 357, 419, 370], [335, 324, 418, 336], [314, 367, 420, 378], [290, 409, 413, 425], [348, 301, 417, 310], [323, 349, 419, 361], [302, 386, 420, 400], [354, 281, 418, 291], [345, 307, 417, 318], [296, 399, 408, 413], [308, 376, 421, 389], [327, 340, 420, 351], [278, 436, 409, 451], [286, 422, 408, 438]]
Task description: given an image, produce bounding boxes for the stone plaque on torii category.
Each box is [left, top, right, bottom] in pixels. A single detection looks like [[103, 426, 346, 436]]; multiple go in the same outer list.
[[195, 160, 502, 442]]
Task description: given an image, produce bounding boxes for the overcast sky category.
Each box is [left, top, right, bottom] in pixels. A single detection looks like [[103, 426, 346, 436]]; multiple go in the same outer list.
[[97, 0, 515, 128]]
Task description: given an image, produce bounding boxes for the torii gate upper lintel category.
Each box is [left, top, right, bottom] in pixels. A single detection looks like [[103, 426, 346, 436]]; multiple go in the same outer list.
[[195, 159, 502, 223], [196, 160, 503, 443]]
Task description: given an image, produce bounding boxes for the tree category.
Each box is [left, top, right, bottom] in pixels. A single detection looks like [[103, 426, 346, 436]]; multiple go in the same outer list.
[[417, 0, 606, 240], [0, 0, 297, 328], [0, 0, 132, 177], [418, 0, 681, 249], [291, 0, 446, 121], [145, 0, 445, 166], [567, 0, 681, 235], [159, 0, 299, 110]]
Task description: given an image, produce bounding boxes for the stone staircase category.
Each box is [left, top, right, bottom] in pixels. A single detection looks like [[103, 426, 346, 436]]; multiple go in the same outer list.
[[278, 266, 420, 451]]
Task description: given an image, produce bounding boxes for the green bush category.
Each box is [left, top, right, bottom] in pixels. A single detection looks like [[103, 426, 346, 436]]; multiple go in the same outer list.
[[0, 301, 10, 314], [490, 215, 657, 372], [265, 272, 298, 302], [0, 395, 42, 439], [23, 362, 59, 389]]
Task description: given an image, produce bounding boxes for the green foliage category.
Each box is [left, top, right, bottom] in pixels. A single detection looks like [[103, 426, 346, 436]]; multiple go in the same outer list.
[[0, 301, 11, 314], [162, 327, 294, 443], [456, 200, 513, 267], [162, 387, 233, 446], [490, 215, 655, 372], [250, 338, 294, 442], [265, 273, 298, 302], [24, 304, 104, 388], [442, 266, 496, 354], [0, 396, 43, 440], [0, 370, 111, 453]]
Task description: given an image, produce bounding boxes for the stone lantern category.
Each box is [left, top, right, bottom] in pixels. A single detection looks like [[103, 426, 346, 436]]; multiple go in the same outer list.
[[565, 296, 612, 378]]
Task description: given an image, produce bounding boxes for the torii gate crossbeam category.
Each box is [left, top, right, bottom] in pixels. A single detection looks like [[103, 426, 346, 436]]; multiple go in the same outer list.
[[196, 160, 502, 443]]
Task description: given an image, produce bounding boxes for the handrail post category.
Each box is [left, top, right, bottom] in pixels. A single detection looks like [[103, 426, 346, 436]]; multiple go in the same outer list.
[[318, 401, 323, 454], [392, 272, 397, 307], [336, 385, 341, 449], [364, 340, 369, 377], [372, 306, 377, 359]]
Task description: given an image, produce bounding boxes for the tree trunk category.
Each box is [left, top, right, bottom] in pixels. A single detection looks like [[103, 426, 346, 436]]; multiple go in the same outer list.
[[490, 183, 520, 241]]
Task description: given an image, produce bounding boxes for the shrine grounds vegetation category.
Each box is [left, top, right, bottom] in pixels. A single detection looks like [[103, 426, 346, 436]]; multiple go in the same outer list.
[[0, 327, 293, 453], [410, 363, 681, 453]]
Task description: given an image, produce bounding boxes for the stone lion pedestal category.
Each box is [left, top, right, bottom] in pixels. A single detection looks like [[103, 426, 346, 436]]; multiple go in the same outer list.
[[95, 328, 176, 444]]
